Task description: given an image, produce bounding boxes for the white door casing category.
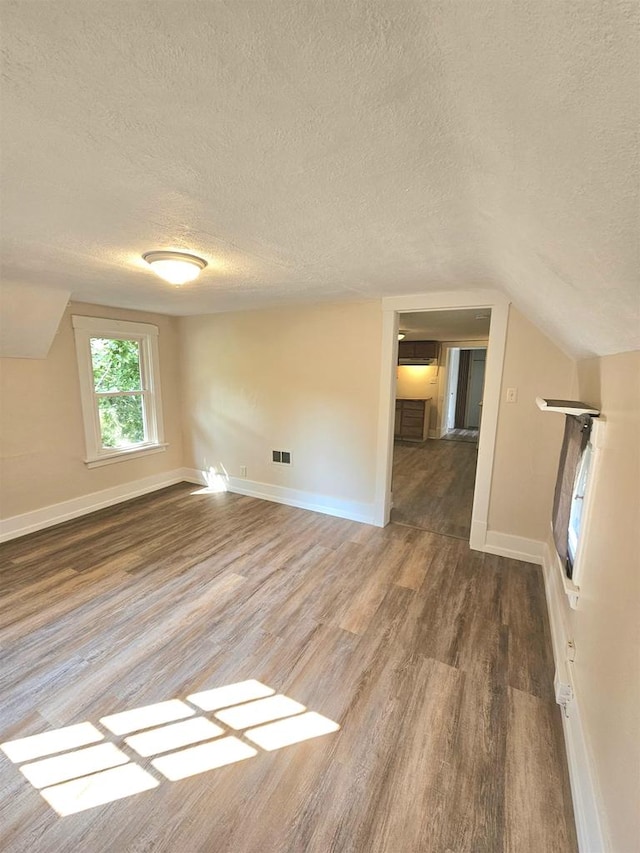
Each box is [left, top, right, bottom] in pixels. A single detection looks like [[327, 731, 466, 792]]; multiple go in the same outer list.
[[374, 290, 510, 552]]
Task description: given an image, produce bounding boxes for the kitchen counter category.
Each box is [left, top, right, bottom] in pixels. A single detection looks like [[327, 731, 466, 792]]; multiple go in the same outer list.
[[394, 398, 432, 441]]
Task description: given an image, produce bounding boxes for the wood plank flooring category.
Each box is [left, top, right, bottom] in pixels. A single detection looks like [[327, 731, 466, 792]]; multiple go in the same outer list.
[[0, 484, 577, 853], [391, 438, 478, 538]]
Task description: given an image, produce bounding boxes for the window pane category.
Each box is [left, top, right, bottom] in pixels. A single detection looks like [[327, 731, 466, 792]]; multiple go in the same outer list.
[[98, 396, 145, 448], [91, 338, 141, 393], [567, 443, 593, 565]]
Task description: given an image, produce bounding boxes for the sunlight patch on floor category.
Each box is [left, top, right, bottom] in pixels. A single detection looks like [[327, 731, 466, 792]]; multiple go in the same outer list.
[[125, 717, 224, 758], [1, 680, 340, 816], [187, 679, 274, 711], [245, 711, 341, 751], [151, 736, 257, 781], [214, 694, 306, 730], [21, 742, 129, 789], [100, 699, 195, 735], [0, 721, 104, 763], [40, 763, 160, 816]]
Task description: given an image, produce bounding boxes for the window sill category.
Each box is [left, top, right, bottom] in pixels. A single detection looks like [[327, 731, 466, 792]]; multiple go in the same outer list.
[[561, 570, 580, 610], [550, 535, 580, 609], [85, 443, 168, 468]]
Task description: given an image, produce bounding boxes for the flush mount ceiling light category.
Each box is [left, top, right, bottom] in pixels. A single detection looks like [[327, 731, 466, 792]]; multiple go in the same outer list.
[[398, 332, 406, 340], [142, 251, 207, 285]]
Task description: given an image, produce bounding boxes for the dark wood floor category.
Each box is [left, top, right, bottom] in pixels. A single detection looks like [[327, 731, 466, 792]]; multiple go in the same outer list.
[[0, 484, 577, 853], [391, 437, 478, 538]]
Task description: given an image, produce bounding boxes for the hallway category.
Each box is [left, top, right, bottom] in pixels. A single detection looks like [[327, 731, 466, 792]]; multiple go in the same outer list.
[[391, 437, 478, 539]]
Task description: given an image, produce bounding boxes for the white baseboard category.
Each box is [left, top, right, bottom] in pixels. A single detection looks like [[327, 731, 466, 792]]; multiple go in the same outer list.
[[0, 469, 187, 542], [541, 542, 607, 852], [469, 519, 487, 552], [182, 468, 376, 525], [482, 530, 544, 564]]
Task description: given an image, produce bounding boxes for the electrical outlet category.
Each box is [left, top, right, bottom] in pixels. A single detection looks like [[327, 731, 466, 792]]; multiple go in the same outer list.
[[240, 465, 247, 478], [506, 387, 518, 403]]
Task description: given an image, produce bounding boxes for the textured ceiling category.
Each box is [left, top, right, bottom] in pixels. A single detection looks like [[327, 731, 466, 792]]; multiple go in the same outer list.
[[1, 1, 638, 357]]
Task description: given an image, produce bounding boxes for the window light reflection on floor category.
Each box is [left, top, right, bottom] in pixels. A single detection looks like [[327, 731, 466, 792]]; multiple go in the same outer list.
[[187, 679, 274, 711], [40, 763, 160, 816], [21, 742, 129, 789], [245, 711, 341, 751], [1, 680, 340, 817], [214, 694, 306, 730], [125, 717, 224, 758], [100, 699, 195, 736], [151, 736, 257, 781], [0, 722, 104, 764]]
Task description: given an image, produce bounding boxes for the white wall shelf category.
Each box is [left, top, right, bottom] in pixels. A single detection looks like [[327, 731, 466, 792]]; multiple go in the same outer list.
[[536, 397, 600, 417]]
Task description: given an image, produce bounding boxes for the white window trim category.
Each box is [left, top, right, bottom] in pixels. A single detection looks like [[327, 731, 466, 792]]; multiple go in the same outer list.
[[552, 417, 606, 608], [72, 316, 166, 467], [568, 417, 605, 589]]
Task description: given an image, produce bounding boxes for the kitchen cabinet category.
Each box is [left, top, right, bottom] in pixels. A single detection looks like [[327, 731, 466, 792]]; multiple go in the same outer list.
[[395, 398, 431, 441], [397, 340, 439, 362]]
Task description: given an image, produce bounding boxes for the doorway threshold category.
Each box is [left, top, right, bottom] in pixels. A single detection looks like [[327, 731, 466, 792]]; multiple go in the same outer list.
[[390, 520, 470, 542]]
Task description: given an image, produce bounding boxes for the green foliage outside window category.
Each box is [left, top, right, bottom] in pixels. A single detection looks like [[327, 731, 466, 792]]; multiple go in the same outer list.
[[90, 338, 145, 448]]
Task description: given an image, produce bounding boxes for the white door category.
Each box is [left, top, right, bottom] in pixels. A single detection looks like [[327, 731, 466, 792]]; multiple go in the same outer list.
[[445, 348, 460, 432], [465, 350, 486, 429]]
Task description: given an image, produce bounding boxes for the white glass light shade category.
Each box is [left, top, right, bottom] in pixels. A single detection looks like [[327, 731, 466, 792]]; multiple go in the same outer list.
[[142, 251, 207, 285], [398, 332, 406, 340]]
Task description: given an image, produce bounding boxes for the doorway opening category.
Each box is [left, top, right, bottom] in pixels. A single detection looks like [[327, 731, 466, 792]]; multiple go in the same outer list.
[[375, 290, 509, 551], [387, 307, 494, 541], [441, 346, 487, 443]]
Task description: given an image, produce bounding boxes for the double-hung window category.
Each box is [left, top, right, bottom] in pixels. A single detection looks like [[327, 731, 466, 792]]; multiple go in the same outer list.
[[73, 316, 166, 467]]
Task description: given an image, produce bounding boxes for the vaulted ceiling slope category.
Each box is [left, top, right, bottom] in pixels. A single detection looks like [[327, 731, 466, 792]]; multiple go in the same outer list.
[[1, 1, 637, 358]]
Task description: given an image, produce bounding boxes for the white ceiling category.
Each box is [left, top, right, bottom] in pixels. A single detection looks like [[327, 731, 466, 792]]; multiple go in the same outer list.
[[400, 309, 490, 342], [1, 1, 638, 357]]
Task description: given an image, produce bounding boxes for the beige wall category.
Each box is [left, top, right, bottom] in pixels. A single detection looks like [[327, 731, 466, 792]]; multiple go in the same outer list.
[[567, 351, 640, 851], [0, 302, 183, 519], [1, 297, 580, 544], [488, 307, 577, 540], [179, 301, 382, 507], [180, 301, 575, 535], [396, 364, 437, 400]]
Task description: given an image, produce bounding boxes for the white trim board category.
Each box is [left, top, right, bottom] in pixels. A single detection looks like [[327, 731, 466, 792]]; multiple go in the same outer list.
[[374, 290, 510, 551], [1, 466, 376, 544], [0, 470, 187, 542], [541, 540, 608, 852], [482, 530, 544, 564], [183, 468, 376, 526]]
